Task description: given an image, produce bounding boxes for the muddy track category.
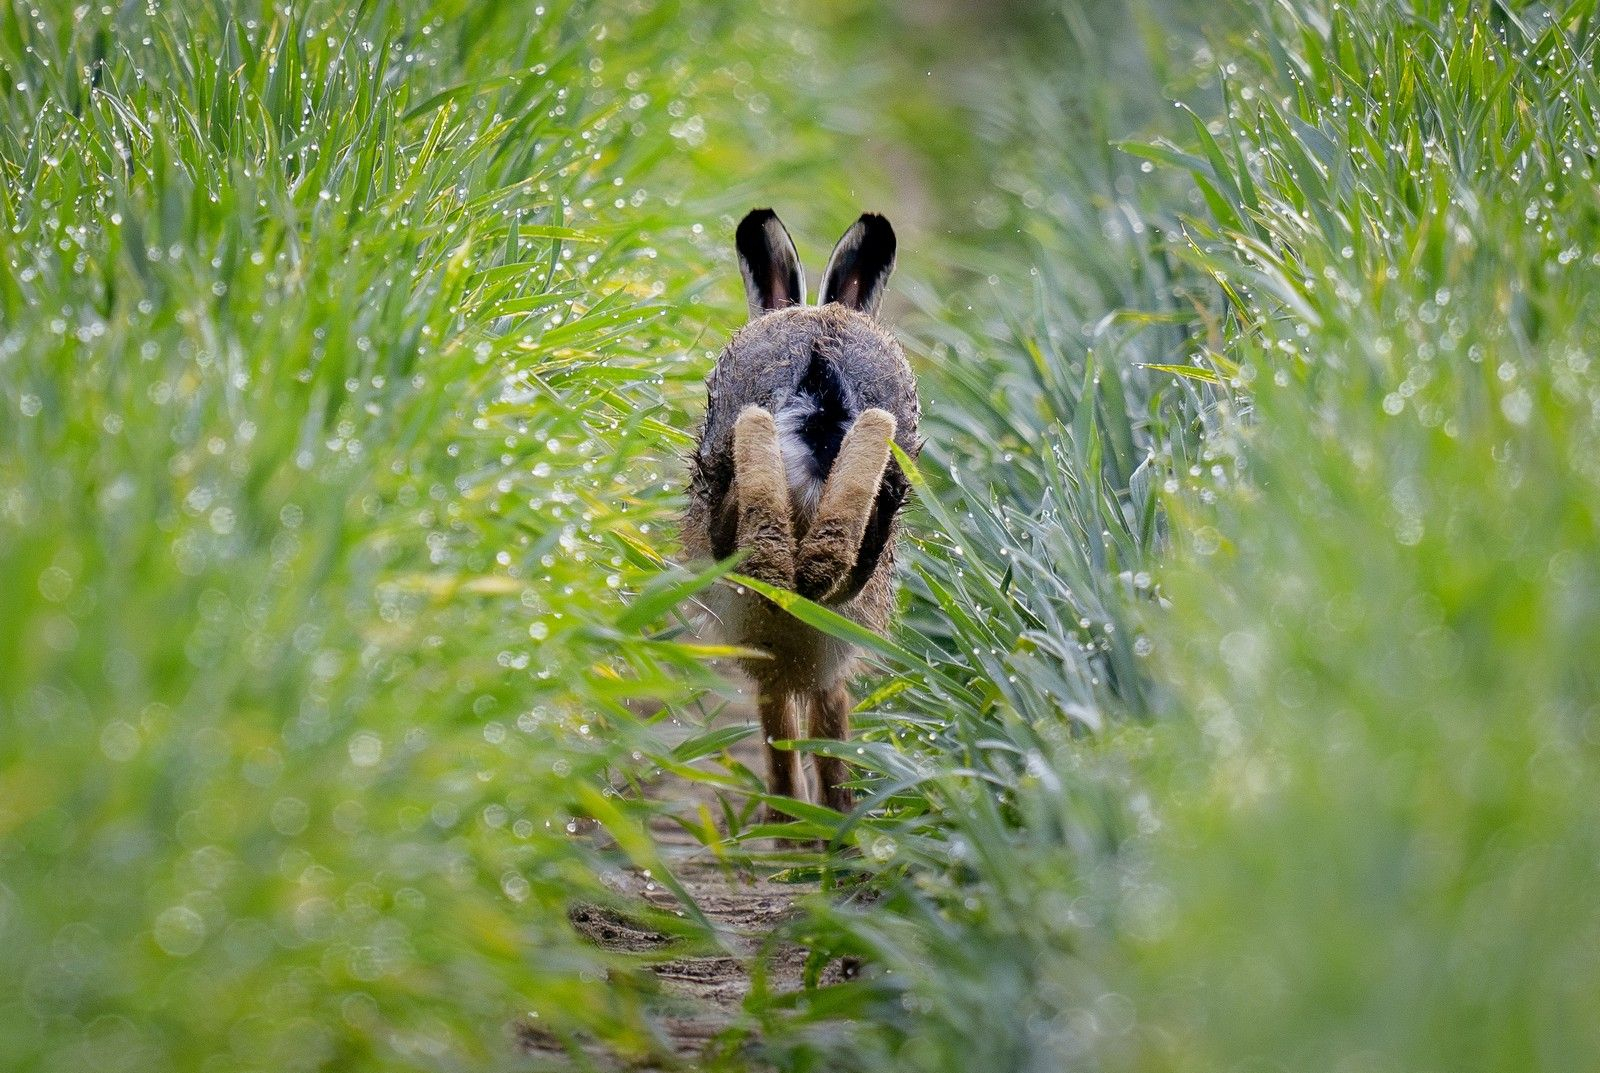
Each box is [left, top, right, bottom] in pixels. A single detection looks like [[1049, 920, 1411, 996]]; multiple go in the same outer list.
[[521, 704, 839, 1069]]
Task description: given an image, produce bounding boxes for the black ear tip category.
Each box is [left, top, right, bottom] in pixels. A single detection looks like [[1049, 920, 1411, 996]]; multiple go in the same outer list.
[[738, 208, 780, 240], [736, 209, 793, 261], [857, 213, 895, 246]]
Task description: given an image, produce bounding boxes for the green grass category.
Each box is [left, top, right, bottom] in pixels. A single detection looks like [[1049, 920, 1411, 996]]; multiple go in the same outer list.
[[0, 1, 859, 1068], [1119, 4, 1600, 1068], [700, 2, 1600, 1070], [5, 0, 1598, 1071]]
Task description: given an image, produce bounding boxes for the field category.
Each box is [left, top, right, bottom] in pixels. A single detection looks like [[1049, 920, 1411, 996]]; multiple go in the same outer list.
[[2, 1, 1597, 1070]]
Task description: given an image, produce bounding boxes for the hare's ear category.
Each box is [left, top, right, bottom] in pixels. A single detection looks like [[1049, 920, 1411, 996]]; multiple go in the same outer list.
[[819, 213, 896, 316], [736, 209, 806, 319]]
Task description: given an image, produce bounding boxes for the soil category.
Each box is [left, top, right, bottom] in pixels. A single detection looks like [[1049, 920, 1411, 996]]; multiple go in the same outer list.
[[519, 702, 841, 1070]]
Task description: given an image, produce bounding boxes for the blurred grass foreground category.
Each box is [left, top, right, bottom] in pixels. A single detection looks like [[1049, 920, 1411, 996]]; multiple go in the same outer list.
[[3, 1, 1599, 1072]]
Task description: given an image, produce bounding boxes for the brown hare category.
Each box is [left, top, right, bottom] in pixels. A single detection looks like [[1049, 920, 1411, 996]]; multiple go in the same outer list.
[[682, 209, 919, 816]]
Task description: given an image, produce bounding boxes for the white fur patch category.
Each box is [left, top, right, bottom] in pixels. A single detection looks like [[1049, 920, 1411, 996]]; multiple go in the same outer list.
[[773, 394, 825, 518]]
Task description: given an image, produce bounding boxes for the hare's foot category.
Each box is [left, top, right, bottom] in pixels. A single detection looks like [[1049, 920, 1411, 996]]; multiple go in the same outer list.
[[808, 684, 856, 814], [733, 406, 796, 589], [795, 408, 896, 601], [757, 691, 808, 834]]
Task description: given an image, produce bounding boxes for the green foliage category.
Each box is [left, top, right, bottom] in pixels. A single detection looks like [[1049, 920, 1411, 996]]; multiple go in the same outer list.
[[6, 0, 1598, 1071], [1121, 4, 1600, 1069], [0, 0, 848, 1068], [722, 3, 1600, 1072]]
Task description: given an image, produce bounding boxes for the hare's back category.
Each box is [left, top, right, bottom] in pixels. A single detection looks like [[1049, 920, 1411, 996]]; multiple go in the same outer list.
[[701, 305, 917, 462]]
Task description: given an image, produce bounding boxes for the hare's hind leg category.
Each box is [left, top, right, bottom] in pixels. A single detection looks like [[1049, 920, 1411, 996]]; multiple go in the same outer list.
[[733, 407, 809, 821], [732, 406, 795, 588], [758, 691, 807, 819], [808, 684, 854, 812], [795, 408, 897, 602]]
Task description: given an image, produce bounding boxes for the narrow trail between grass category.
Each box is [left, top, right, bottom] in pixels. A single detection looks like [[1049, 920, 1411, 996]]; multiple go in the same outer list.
[[523, 709, 830, 1068]]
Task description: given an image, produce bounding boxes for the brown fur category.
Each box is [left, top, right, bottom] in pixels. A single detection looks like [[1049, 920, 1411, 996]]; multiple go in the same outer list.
[[795, 409, 897, 602], [758, 692, 805, 804], [807, 683, 854, 812], [732, 407, 796, 590]]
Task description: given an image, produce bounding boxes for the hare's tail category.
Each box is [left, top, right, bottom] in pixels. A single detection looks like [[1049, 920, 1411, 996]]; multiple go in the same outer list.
[[774, 350, 858, 514]]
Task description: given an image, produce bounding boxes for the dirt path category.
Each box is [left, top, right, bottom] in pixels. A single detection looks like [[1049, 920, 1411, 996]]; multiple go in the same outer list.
[[521, 704, 832, 1069]]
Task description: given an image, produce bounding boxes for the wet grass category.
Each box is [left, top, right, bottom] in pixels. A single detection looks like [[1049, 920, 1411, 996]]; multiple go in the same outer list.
[[4, 1, 1598, 1071], [0, 1, 853, 1067], [736, 2, 1600, 1071]]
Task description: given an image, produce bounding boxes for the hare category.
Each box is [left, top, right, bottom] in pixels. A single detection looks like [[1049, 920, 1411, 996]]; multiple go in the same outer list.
[[682, 209, 919, 816]]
